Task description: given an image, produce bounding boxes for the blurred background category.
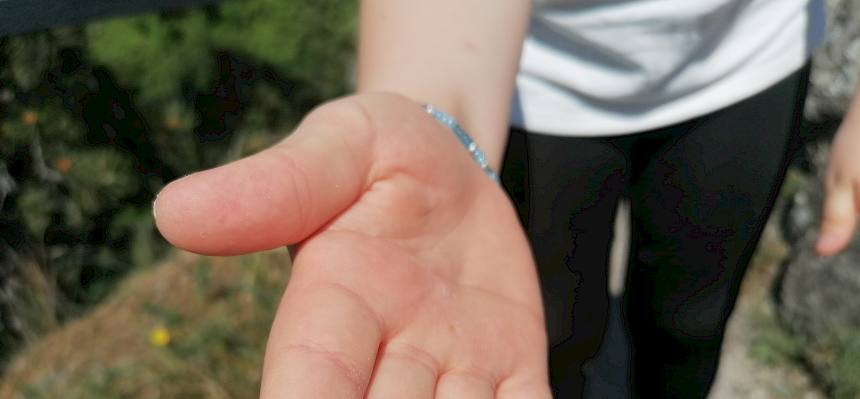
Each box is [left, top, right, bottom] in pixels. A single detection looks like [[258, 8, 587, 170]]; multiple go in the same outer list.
[[0, 1, 355, 397], [0, 0, 859, 398]]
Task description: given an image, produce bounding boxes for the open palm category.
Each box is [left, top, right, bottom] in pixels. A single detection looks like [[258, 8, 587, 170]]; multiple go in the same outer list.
[[154, 93, 550, 398]]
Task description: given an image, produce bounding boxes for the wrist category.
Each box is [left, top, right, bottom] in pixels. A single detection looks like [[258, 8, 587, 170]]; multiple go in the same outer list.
[[355, 87, 507, 171], [423, 103, 500, 182]]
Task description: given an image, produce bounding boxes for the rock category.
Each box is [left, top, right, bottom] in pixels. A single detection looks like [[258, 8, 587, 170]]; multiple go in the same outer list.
[[777, 232, 860, 339], [777, 143, 860, 342], [781, 189, 819, 246], [780, 145, 828, 246], [805, 0, 860, 122]]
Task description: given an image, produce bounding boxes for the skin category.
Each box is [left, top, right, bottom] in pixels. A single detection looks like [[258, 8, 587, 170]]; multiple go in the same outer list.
[[155, 94, 551, 398], [817, 92, 860, 256], [155, 2, 541, 397], [356, 0, 531, 169], [152, 1, 860, 397]]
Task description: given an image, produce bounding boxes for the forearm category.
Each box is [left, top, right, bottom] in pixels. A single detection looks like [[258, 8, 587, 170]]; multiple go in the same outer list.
[[842, 81, 860, 130], [357, 0, 531, 170]]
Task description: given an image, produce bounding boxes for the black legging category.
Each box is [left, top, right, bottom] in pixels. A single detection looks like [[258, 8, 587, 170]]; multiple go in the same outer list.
[[500, 65, 810, 398]]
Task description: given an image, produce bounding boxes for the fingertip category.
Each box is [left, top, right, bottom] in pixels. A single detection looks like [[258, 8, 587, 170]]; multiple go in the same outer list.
[[153, 165, 266, 256], [152, 174, 213, 253], [817, 185, 858, 256], [154, 161, 287, 255], [151, 178, 172, 243], [815, 231, 850, 257], [815, 212, 855, 256]]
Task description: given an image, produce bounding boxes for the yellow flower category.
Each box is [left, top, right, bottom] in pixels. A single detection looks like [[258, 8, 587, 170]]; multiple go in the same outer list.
[[149, 326, 171, 347]]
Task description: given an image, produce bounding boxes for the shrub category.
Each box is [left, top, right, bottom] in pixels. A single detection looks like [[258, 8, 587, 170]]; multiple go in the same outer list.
[[0, 0, 356, 369]]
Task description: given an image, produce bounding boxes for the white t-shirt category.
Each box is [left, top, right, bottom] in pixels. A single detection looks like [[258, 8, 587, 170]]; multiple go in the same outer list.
[[511, 0, 827, 136]]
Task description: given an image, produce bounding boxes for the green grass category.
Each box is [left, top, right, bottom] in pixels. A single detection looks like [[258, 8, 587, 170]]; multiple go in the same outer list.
[[749, 304, 807, 366], [750, 302, 860, 399]]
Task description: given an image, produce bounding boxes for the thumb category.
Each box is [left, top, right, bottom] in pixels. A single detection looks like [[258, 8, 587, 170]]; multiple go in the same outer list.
[[816, 181, 857, 256], [153, 98, 375, 255]]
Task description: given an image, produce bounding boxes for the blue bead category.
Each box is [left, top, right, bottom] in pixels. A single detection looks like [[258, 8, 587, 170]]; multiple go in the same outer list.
[[423, 104, 499, 183]]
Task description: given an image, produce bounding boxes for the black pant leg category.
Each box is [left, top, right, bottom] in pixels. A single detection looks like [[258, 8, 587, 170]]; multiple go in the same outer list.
[[623, 67, 810, 399], [501, 128, 629, 398]]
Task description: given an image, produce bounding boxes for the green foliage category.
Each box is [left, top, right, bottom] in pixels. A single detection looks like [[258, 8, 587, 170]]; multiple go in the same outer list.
[[17, 186, 54, 238], [751, 304, 860, 398], [211, 0, 357, 98], [749, 305, 807, 366], [86, 13, 214, 104], [812, 331, 860, 399], [86, 0, 357, 104], [2, 28, 83, 91], [0, 0, 356, 371]]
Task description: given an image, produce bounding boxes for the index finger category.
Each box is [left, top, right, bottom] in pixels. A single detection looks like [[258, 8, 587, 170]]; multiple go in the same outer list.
[[260, 280, 383, 398]]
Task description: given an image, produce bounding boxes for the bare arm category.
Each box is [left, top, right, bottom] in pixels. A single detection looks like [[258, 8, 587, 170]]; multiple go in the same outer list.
[[358, 0, 531, 170], [154, 3, 550, 398]]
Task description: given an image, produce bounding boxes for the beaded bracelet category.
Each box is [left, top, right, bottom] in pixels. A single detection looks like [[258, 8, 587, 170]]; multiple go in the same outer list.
[[422, 104, 500, 183]]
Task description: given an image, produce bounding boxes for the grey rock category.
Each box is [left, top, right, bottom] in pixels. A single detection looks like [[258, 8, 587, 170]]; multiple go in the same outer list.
[[782, 189, 819, 245], [777, 143, 860, 340], [806, 0, 860, 121], [780, 144, 828, 246], [778, 232, 860, 339]]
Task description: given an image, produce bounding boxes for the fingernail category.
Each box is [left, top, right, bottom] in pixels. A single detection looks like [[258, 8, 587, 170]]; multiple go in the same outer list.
[[152, 193, 159, 220]]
